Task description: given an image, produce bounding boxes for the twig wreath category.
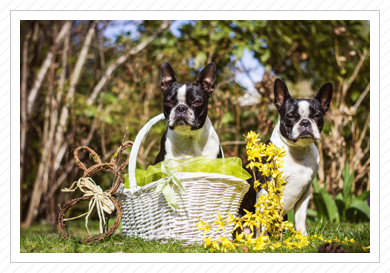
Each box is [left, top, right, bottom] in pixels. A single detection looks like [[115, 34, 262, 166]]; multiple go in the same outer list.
[[57, 141, 133, 243]]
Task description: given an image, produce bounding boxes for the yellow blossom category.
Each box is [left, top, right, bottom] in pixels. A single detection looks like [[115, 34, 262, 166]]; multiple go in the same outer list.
[[232, 220, 243, 232], [203, 236, 212, 248], [195, 217, 205, 229], [218, 236, 234, 252], [214, 212, 226, 232], [235, 231, 245, 243], [226, 213, 236, 224], [195, 131, 362, 253], [244, 131, 261, 144], [363, 246, 370, 251], [274, 242, 282, 249], [244, 232, 255, 247]]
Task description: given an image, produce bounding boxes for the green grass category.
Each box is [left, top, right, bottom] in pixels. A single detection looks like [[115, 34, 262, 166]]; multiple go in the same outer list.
[[20, 220, 370, 253]]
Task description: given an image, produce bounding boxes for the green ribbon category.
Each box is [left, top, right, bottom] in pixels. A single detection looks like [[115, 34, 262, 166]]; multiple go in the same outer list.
[[154, 164, 185, 210], [124, 156, 252, 210]]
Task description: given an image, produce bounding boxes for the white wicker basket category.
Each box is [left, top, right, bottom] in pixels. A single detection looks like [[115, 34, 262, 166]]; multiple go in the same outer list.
[[119, 114, 250, 244]]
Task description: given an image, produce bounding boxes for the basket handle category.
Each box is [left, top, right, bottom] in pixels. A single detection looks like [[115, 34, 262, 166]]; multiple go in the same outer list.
[[128, 113, 224, 191]]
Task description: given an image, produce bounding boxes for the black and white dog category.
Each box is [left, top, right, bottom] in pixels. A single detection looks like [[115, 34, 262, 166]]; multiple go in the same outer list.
[[154, 62, 222, 164], [239, 79, 333, 236]]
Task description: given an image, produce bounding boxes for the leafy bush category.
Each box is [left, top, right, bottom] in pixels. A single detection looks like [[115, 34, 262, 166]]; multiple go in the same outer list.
[[309, 164, 370, 223]]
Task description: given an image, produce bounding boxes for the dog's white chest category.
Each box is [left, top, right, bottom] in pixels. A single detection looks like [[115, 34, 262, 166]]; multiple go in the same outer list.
[[281, 146, 319, 213], [164, 117, 220, 160], [270, 122, 319, 214]]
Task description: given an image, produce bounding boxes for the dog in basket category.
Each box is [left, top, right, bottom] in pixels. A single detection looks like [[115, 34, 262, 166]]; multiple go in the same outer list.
[[239, 78, 333, 236], [154, 62, 222, 164]]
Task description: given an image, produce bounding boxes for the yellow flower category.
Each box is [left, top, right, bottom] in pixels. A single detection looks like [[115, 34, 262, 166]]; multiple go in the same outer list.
[[254, 180, 261, 191], [195, 218, 211, 235], [199, 131, 319, 252], [246, 161, 256, 170], [273, 242, 282, 249], [350, 239, 355, 243], [218, 236, 234, 252], [363, 246, 370, 251], [203, 236, 212, 248], [244, 232, 255, 247], [226, 212, 236, 222], [214, 212, 226, 232], [235, 231, 245, 243], [244, 131, 261, 145], [282, 221, 293, 231], [211, 240, 220, 251], [232, 220, 243, 232], [202, 223, 211, 235], [253, 236, 268, 251], [195, 217, 205, 229]]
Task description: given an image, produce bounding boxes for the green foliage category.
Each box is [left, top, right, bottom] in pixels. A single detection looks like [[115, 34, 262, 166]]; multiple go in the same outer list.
[[20, 221, 370, 253], [20, 20, 370, 225], [312, 165, 370, 223], [312, 178, 340, 223], [336, 164, 370, 222]]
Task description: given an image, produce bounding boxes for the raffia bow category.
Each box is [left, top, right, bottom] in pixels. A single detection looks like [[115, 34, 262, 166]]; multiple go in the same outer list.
[[61, 177, 115, 235]]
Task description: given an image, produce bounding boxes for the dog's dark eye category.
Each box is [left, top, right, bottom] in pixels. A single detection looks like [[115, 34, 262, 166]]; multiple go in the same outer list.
[[314, 114, 322, 119], [164, 100, 172, 106], [286, 114, 294, 120], [194, 100, 202, 106]]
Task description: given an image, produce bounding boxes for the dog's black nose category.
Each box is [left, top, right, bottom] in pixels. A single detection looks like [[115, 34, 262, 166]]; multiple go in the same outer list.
[[301, 119, 311, 127], [176, 105, 188, 113]]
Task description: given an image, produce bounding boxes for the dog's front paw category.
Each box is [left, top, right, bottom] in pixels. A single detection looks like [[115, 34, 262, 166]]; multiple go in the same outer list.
[[243, 227, 252, 235], [296, 227, 308, 236]]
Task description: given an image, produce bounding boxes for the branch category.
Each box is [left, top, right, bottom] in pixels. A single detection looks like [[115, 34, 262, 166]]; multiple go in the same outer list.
[[353, 158, 370, 184], [353, 83, 370, 110], [111, 128, 128, 190], [48, 27, 70, 172], [47, 159, 75, 198], [52, 20, 98, 158], [81, 90, 105, 146], [27, 21, 71, 116], [220, 141, 247, 145], [274, 42, 298, 73], [343, 49, 369, 93], [357, 113, 370, 150], [20, 29, 30, 217], [86, 20, 172, 105]]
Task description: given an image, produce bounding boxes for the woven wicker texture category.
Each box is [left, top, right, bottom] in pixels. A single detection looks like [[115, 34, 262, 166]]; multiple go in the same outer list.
[[121, 173, 249, 243], [121, 114, 250, 244], [57, 141, 132, 243]]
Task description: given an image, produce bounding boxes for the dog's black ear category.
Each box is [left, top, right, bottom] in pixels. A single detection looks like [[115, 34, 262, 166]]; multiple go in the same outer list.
[[195, 63, 216, 95], [314, 82, 333, 113], [161, 61, 177, 92], [274, 78, 291, 110]]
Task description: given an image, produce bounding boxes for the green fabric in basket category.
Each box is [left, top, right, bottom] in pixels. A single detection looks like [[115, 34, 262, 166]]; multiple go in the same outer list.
[[123, 156, 251, 189]]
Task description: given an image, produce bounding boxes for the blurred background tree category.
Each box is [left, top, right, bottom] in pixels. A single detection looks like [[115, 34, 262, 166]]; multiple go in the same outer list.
[[20, 20, 370, 227]]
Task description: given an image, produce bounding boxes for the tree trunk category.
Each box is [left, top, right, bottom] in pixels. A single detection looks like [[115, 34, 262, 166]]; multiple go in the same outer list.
[[26, 21, 71, 117], [20, 31, 29, 221], [22, 21, 97, 227]]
